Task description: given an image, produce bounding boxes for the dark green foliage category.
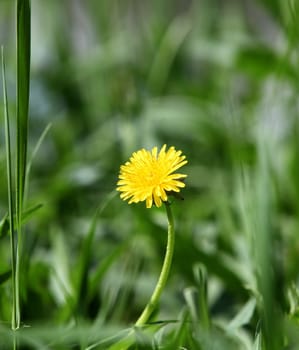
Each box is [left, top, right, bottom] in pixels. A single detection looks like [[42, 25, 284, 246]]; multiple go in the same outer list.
[[1, 0, 299, 348]]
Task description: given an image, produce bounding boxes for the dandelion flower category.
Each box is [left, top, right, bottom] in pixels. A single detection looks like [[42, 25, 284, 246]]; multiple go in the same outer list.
[[117, 144, 187, 208]]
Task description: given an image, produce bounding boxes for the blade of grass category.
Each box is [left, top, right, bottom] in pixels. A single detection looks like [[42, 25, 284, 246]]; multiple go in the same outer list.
[[75, 191, 117, 316], [255, 136, 283, 350], [239, 135, 283, 350], [16, 0, 31, 205], [147, 15, 191, 94], [24, 122, 52, 202], [1, 46, 17, 331], [193, 264, 210, 330], [21, 203, 43, 225], [15, 0, 31, 329]]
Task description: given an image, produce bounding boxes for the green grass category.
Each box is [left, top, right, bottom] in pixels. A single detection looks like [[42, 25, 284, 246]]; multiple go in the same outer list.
[[1, 0, 299, 349]]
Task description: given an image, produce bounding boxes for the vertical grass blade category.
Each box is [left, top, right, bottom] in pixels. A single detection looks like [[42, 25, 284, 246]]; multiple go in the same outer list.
[[16, 0, 31, 216], [16, 0, 31, 328], [24, 122, 52, 202], [1, 46, 17, 331], [255, 138, 282, 350]]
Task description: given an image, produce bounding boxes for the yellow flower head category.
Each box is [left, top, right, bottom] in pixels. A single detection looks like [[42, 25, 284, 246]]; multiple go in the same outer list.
[[117, 144, 187, 208]]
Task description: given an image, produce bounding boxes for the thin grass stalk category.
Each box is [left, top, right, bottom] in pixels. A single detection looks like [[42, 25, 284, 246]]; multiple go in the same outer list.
[[1, 47, 18, 333], [24, 122, 51, 202], [255, 138, 282, 350], [15, 0, 31, 329]]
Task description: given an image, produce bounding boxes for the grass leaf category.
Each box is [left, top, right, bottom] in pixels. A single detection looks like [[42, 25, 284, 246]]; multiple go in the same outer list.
[[2, 45, 18, 329], [16, 0, 31, 220]]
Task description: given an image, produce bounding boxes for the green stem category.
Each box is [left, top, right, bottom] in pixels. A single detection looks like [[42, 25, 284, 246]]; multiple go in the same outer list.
[[135, 202, 175, 327], [107, 203, 175, 350]]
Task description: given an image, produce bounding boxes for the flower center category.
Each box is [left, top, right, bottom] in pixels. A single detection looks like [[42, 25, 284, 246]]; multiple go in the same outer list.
[[145, 167, 162, 186]]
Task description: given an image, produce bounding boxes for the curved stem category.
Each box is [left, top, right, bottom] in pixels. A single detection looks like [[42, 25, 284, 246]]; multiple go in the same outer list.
[[135, 202, 175, 327]]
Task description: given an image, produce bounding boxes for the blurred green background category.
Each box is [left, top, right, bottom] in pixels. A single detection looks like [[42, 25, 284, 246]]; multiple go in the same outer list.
[[1, 0, 299, 349]]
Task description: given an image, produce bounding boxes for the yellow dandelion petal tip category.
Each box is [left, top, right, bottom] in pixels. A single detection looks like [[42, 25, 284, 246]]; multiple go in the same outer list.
[[116, 145, 188, 208]]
